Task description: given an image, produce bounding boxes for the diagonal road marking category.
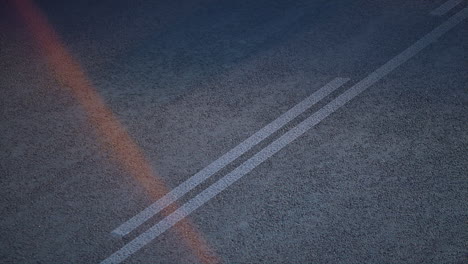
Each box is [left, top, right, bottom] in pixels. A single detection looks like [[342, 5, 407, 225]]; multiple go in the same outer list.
[[430, 0, 464, 16], [111, 77, 349, 237], [101, 7, 468, 264]]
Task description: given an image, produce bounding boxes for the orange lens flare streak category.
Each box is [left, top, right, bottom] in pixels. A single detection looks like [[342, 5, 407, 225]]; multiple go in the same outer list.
[[10, 0, 219, 262]]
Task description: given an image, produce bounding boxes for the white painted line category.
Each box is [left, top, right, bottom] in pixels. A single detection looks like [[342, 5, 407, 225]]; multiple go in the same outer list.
[[111, 77, 349, 237], [430, 0, 464, 16], [101, 8, 468, 264]]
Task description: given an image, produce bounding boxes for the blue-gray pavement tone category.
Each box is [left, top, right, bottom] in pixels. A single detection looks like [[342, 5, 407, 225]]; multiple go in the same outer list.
[[1, 0, 467, 263]]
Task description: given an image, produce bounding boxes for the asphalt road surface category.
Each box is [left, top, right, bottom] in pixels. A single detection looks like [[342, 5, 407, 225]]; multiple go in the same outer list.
[[1, 0, 467, 263]]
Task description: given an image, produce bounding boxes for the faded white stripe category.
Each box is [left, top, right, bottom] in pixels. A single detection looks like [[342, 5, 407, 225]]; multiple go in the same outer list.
[[111, 77, 349, 237], [101, 7, 468, 264], [430, 0, 464, 16]]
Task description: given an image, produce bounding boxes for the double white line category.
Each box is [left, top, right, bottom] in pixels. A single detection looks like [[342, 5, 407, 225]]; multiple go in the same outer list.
[[431, 0, 464, 16], [111, 77, 349, 237], [101, 6, 468, 264]]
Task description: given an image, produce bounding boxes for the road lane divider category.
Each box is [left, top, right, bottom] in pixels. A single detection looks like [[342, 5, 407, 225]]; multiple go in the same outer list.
[[430, 0, 464, 16], [111, 77, 349, 237], [101, 7, 468, 264]]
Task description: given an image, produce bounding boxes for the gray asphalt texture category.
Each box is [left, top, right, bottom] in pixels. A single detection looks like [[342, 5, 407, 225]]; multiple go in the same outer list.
[[1, 0, 467, 263]]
